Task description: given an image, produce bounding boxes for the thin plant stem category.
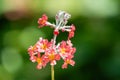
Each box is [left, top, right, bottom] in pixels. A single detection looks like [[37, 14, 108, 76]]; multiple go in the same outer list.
[[51, 35, 56, 80], [51, 65, 54, 80], [51, 19, 61, 80]]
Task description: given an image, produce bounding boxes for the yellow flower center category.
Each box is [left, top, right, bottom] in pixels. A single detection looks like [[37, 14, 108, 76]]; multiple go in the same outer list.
[[60, 48, 66, 54], [66, 59, 70, 64], [37, 58, 42, 64], [40, 20, 46, 25], [49, 53, 55, 60], [41, 44, 47, 50], [32, 45, 37, 50]]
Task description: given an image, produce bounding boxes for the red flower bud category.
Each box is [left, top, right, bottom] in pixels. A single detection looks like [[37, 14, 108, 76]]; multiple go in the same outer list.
[[54, 29, 59, 35]]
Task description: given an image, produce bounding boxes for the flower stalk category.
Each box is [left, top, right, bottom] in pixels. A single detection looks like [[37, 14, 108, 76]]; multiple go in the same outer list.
[[51, 65, 54, 80]]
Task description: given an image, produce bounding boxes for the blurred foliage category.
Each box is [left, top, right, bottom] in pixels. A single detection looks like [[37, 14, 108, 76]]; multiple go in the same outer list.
[[0, 0, 120, 80]]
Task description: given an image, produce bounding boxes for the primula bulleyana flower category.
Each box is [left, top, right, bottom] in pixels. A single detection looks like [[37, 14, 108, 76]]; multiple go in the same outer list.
[[28, 10, 76, 69], [36, 37, 52, 52], [36, 53, 47, 69], [58, 41, 76, 59], [28, 45, 38, 62], [45, 48, 61, 65], [58, 41, 70, 59], [62, 58, 75, 69], [38, 14, 48, 28]]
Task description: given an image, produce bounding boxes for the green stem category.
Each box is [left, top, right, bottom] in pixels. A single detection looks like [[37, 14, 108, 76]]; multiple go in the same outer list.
[[51, 65, 54, 80]]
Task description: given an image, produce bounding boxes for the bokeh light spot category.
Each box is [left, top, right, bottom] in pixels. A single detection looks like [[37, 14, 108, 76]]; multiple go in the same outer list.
[[1, 47, 23, 73], [3, 30, 21, 48]]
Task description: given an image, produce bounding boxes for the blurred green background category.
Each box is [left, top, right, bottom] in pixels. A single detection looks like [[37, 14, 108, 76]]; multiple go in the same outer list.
[[0, 0, 120, 80]]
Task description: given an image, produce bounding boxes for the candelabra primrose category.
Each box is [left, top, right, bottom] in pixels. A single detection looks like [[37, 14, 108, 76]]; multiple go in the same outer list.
[[28, 10, 76, 80]]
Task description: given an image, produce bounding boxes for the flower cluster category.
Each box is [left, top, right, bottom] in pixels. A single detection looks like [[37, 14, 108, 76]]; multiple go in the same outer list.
[[28, 10, 76, 69]]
